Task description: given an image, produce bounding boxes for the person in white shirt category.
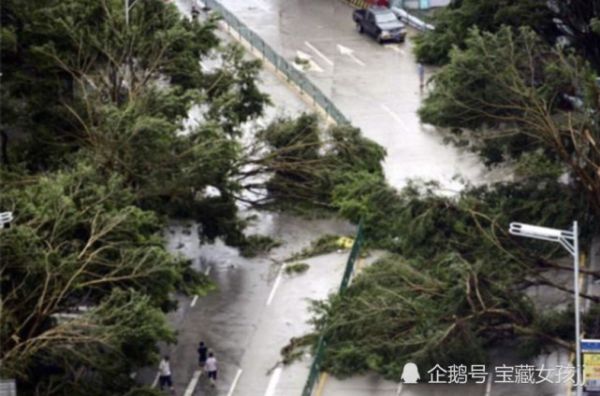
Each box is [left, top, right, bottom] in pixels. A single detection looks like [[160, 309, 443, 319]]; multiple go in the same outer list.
[[158, 356, 173, 391], [204, 352, 218, 387]]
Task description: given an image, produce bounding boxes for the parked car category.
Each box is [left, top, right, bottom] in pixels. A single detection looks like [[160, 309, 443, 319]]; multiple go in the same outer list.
[[353, 7, 407, 43]]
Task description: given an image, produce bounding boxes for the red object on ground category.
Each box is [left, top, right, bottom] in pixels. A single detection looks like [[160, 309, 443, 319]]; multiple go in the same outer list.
[[366, 0, 389, 7]]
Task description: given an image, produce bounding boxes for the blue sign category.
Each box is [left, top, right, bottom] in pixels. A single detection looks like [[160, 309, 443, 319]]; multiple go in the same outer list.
[[419, 0, 429, 9], [582, 339, 600, 352]]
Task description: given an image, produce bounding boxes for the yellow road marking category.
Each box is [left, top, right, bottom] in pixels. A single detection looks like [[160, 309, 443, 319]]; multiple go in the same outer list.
[[315, 372, 329, 396]]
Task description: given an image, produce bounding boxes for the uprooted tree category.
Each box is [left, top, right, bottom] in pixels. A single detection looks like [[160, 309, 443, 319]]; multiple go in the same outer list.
[[311, 176, 598, 378], [0, 0, 384, 394], [290, 20, 600, 381], [419, 26, 600, 214], [413, 0, 600, 68]]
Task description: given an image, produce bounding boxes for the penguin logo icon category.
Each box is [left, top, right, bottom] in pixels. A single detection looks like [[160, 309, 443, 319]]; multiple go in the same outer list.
[[400, 362, 420, 384]]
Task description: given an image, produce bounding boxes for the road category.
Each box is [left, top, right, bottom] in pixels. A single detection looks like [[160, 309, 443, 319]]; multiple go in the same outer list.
[[199, 0, 584, 395], [135, 2, 355, 395], [158, 214, 359, 396], [214, 0, 507, 193], [136, 1, 596, 395]]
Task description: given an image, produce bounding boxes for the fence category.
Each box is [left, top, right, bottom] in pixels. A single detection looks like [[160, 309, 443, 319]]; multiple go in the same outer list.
[[202, 0, 350, 125], [301, 222, 364, 396]]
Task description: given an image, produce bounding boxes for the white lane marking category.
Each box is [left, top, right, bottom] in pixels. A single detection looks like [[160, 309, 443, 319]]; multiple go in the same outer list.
[[204, 265, 211, 275], [184, 369, 202, 396], [305, 41, 334, 66], [380, 104, 409, 131], [337, 44, 365, 66], [395, 383, 403, 395], [190, 295, 199, 307], [264, 367, 282, 396], [266, 265, 285, 306], [226, 368, 243, 396], [152, 372, 160, 388], [484, 373, 492, 396]]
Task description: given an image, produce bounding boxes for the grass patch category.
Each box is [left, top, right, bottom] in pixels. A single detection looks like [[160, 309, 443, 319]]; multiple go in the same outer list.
[[285, 262, 310, 275]]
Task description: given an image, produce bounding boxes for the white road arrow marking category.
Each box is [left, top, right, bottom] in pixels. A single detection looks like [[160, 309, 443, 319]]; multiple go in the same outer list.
[[386, 45, 405, 55], [305, 41, 334, 66], [296, 50, 312, 60], [337, 44, 365, 66], [295, 50, 324, 73]]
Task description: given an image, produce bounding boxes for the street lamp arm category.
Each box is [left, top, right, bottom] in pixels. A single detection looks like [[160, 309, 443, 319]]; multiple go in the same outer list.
[[509, 222, 573, 241]]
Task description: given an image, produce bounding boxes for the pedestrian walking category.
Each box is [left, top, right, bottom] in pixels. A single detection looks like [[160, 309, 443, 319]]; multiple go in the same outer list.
[[204, 352, 218, 387], [417, 62, 425, 91], [158, 356, 174, 393], [197, 341, 208, 368]]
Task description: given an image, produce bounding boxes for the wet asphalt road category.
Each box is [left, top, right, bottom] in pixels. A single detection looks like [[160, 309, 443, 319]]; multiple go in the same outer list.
[[214, 0, 508, 193], [138, 1, 586, 395], [137, 2, 352, 395], [181, 0, 577, 395], [154, 214, 358, 396]]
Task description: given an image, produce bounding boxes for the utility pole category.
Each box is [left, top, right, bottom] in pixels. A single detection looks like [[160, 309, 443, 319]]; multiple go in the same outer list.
[[509, 221, 583, 396]]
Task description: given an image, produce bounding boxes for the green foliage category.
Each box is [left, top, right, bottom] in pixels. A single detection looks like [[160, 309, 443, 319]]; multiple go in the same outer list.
[[513, 150, 564, 179], [0, 0, 280, 393], [0, 164, 212, 394], [314, 255, 492, 378], [413, 0, 555, 65], [313, 172, 595, 379], [257, 114, 385, 210], [285, 263, 310, 275], [419, 25, 600, 214], [288, 235, 345, 261], [280, 334, 315, 365], [238, 235, 281, 258]]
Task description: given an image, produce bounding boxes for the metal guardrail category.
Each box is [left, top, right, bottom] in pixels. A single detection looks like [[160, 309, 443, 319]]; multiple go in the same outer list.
[[301, 222, 364, 396], [390, 6, 435, 31], [202, 0, 350, 125]]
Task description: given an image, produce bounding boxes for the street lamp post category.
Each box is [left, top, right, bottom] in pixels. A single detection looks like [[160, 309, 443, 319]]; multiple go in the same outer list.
[[509, 221, 582, 396]]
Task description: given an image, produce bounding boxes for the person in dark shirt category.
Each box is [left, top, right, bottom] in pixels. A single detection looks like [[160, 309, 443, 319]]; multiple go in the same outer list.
[[197, 341, 208, 368]]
